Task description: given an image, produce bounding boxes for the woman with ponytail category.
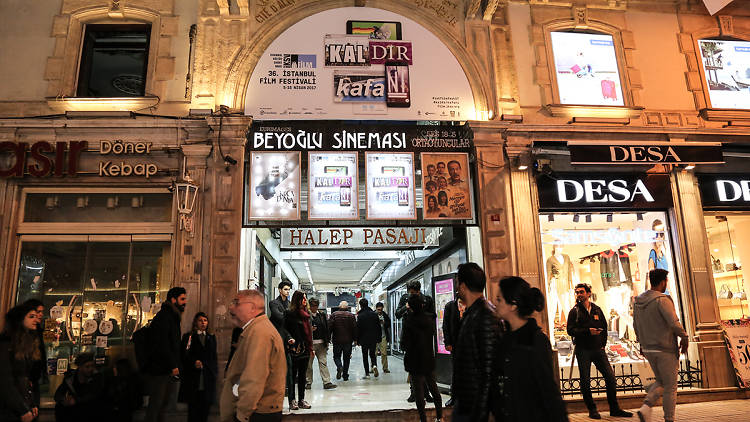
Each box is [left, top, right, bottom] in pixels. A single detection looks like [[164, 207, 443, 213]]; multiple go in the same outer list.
[[495, 277, 568, 422], [0, 303, 42, 422]]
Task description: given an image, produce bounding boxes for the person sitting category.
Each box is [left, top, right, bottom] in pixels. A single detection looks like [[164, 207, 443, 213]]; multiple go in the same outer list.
[[54, 353, 107, 422]]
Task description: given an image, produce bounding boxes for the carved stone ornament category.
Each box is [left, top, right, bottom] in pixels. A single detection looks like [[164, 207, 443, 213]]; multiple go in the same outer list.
[[108, 0, 124, 19], [574, 7, 588, 29], [718, 15, 734, 36]]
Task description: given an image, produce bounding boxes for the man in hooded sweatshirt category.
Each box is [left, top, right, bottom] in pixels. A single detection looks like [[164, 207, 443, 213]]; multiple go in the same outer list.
[[633, 269, 688, 422]]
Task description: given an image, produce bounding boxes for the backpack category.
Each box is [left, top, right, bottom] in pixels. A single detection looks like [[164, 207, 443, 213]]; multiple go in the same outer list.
[[132, 323, 152, 370]]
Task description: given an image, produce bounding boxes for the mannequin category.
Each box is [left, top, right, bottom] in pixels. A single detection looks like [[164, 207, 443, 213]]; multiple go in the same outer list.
[[546, 244, 575, 326], [648, 219, 671, 296]]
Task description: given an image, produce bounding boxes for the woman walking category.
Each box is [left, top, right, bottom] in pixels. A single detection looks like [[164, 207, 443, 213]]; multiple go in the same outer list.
[[0, 303, 42, 422], [179, 312, 218, 422], [495, 276, 568, 422], [402, 294, 443, 422], [284, 291, 313, 410]]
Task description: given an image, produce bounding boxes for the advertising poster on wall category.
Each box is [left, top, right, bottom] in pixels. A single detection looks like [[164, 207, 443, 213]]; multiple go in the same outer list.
[[308, 152, 359, 220], [248, 152, 301, 220], [365, 152, 415, 220], [434, 277, 455, 355], [245, 7, 475, 120], [721, 319, 750, 388], [699, 39, 750, 109], [421, 152, 474, 220], [550, 31, 624, 106]]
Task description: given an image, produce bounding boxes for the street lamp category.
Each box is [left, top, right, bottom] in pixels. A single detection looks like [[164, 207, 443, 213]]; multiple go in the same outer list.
[[175, 166, 199, 233]]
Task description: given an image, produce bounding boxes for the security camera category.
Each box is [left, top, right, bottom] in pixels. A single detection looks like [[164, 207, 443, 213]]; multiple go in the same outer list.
[[224, 155, 238, 166]]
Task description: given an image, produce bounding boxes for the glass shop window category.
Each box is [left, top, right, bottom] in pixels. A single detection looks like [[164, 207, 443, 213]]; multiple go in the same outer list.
[[704, 215, 750, 320], [77, 24, 151, 97], [549, 31, 625, 106], [538, 212, 681, 367]]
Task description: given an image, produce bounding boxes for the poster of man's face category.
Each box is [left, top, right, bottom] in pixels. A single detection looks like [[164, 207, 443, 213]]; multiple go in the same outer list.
[[421, 152, 473, 220]]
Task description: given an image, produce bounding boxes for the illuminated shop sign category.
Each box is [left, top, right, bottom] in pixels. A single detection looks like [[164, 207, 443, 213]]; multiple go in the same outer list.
[[542, 228, 660, 245], [537, 174, 672, 210], [0, 140, 159, 179], [568, 141, 724, 164], [698, 175, 750, 209], [281, 226, 442, 249]]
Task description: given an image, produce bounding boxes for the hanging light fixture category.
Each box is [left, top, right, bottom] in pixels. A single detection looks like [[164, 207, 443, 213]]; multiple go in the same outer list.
[[175, 158, 200, 232]]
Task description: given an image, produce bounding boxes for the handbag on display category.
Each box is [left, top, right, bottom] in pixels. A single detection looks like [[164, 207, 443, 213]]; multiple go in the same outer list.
[[711, 255, 723, 273], [736, 290, 747, 300], [718, 284, 733, 299]]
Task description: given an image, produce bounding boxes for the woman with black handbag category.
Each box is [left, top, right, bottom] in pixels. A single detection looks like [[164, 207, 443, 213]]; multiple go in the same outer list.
[[179, 312, 218, 422], [0, 303, 42, 422], [284, 291, 313, 410]]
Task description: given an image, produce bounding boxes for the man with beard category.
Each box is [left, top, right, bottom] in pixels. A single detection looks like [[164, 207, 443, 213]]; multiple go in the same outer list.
[[567, 284, 631, 419], [144, 287, 187, 422]]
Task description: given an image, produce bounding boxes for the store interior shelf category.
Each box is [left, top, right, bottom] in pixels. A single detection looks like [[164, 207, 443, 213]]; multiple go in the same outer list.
[[718, 298, 748, 307], [713, 269, 743, 280]]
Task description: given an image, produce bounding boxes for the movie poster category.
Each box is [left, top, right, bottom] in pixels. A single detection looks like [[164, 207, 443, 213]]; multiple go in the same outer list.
[[699, 39, 750, 109], [366, 152, 416, 220], [421, 152, 473, 220], [248, 152, 301, 220], [308, 152, 359, 220]]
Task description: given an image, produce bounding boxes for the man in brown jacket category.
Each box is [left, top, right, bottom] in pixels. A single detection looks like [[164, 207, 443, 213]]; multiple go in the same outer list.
[[221, 290, 286, 422]]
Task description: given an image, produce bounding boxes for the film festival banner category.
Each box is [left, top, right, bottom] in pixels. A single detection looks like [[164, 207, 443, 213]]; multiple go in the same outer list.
[[365, 152, 416, 220], [721, 319, 750, 388], [245, 7, 475, 120], [248, 152, 301, 220], [308, 152, 359, 220], [421, 152, 474, 220]]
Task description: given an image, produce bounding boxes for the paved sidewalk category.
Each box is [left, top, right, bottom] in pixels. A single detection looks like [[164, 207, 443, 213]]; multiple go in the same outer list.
[[569, 399, 750, 421]]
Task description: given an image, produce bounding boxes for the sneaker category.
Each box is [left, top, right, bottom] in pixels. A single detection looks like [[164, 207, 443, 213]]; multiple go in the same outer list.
[[305, 383, 311, 390], [362, 375, 370, 380], [336, 369, 342, 380], [384, 369, 391, 373], [637, 405, 652, 422], [343, 374, 349, 381], [407, 395, 416, 403], [299, 400, 311, 409], [372, 366, 379, 377], [323, 382, 337, 389], [588, 409, 601, 419], [610, 409, 633, 418], [289, 400, 298, 411]]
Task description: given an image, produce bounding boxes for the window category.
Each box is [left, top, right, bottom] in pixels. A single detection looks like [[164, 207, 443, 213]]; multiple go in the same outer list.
[[549, 31, 625, 106], [77, 25, 151, 97], [704, 215, 750, 320], [698, 39, 750, 109]]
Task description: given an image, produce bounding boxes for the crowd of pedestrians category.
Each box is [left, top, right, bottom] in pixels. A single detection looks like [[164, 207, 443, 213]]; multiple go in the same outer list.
[[0, 264, 689, 422]]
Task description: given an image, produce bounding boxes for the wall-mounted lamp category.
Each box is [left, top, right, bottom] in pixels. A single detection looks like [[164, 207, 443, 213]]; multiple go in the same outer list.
[[585, 214, 592, 223], [573, 214, 580, 223], [176, 159, 200, 233], [684, 163, 696, 170]]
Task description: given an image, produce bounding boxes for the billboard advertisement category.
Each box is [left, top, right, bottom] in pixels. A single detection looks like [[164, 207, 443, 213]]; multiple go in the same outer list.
[[308, 152, 359, 220], [699, 39, 750, 109], [421, 152, 474, 220], [248, 152, 301, 220], [550, 31, 624, 106], [245, 7, 475, 120], [365, 152, 416, 220]]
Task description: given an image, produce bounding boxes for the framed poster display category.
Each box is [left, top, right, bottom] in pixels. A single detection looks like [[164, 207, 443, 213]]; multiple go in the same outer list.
[[434, 276, 455, 355], [365, 152, 416, 220], [308, 151, 359, 220], [549, 31, 624, 106], [248, 152, 301, 220], [698, 39, 750, 109], [721, 319, 750, 388], [421, 152, 474, 220]]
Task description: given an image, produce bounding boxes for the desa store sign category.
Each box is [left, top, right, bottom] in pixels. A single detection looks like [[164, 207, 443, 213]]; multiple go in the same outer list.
[[537, 174, 672, 210]]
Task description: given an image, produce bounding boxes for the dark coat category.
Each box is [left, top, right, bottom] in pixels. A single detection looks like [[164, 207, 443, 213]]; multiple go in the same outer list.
[[451, 297, 502, 422], [442, 300, 461, 348], [402, 311, 436, 375], [54, 370, 107, 422], [144, 301, 182, 375], [395, 292, 435, 319], [328, 310, 357, 345], [566, 302, 608, 350], [0, 334, 37, 421], [178, 331, 218, 405], [356, 306, 381, 346], [225, 326, 243, 371], [284, 309, 312, 358], [377, 311, 392, 343], [268, 296, 289, 339], [499, 318, 568, 422], [310, 311, 330, 344]]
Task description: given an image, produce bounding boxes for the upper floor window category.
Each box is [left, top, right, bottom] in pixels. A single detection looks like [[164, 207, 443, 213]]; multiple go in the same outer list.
[[549, 31, 624, 106], [76, 24, 151, 97], [698, 39, 750, 109]]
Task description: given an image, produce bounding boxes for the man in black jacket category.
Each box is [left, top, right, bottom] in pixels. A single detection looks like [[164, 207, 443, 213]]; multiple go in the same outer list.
[[442, 297, 463, 407], [144, 286, 186, 422], [395, 280, 436, 402], [356, 298, 382, 379], [306, 298, 337, 390], [268, 280, 293, 401], [375, 302, 391, 373], [451, 263, 501, 422], [567, 283, 632, 419]]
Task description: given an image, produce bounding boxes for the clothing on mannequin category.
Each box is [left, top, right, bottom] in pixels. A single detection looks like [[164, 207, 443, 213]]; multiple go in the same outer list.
[[546, 246, 575, 325]]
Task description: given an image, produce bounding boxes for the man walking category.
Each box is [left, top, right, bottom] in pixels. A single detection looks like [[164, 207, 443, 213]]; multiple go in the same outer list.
[[451, 263, 501, 422], [567, 284, 632, 419], [441, 297, 463, 407], [395, 280, 436, 402], [221, 290, 286, 422], [634, 269, 689, 422], [356, 299, 381, 379], [375, 302, 391, 373], [328, 301, 356, 381], [144, 287, 186, 422], [268, 281, 293, 405], [306, 298, 337, 390]]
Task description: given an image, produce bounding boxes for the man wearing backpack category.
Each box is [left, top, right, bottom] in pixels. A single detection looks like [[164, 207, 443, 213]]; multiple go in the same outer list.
[[143, 287, 187, 422]]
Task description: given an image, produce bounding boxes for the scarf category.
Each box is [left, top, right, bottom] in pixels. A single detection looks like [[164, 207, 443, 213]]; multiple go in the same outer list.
[[298, 308, 313, 351]]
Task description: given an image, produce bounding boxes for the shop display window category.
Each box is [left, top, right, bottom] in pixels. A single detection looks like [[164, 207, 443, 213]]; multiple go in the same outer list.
[[698, 39, 750, 110], [704, 215, 750, 320], [539, 212, 681, 367], [15, 239, 171, 397]]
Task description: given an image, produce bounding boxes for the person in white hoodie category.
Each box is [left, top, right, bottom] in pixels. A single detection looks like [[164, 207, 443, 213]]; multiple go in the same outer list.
[[633, 268, 688, 422]]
